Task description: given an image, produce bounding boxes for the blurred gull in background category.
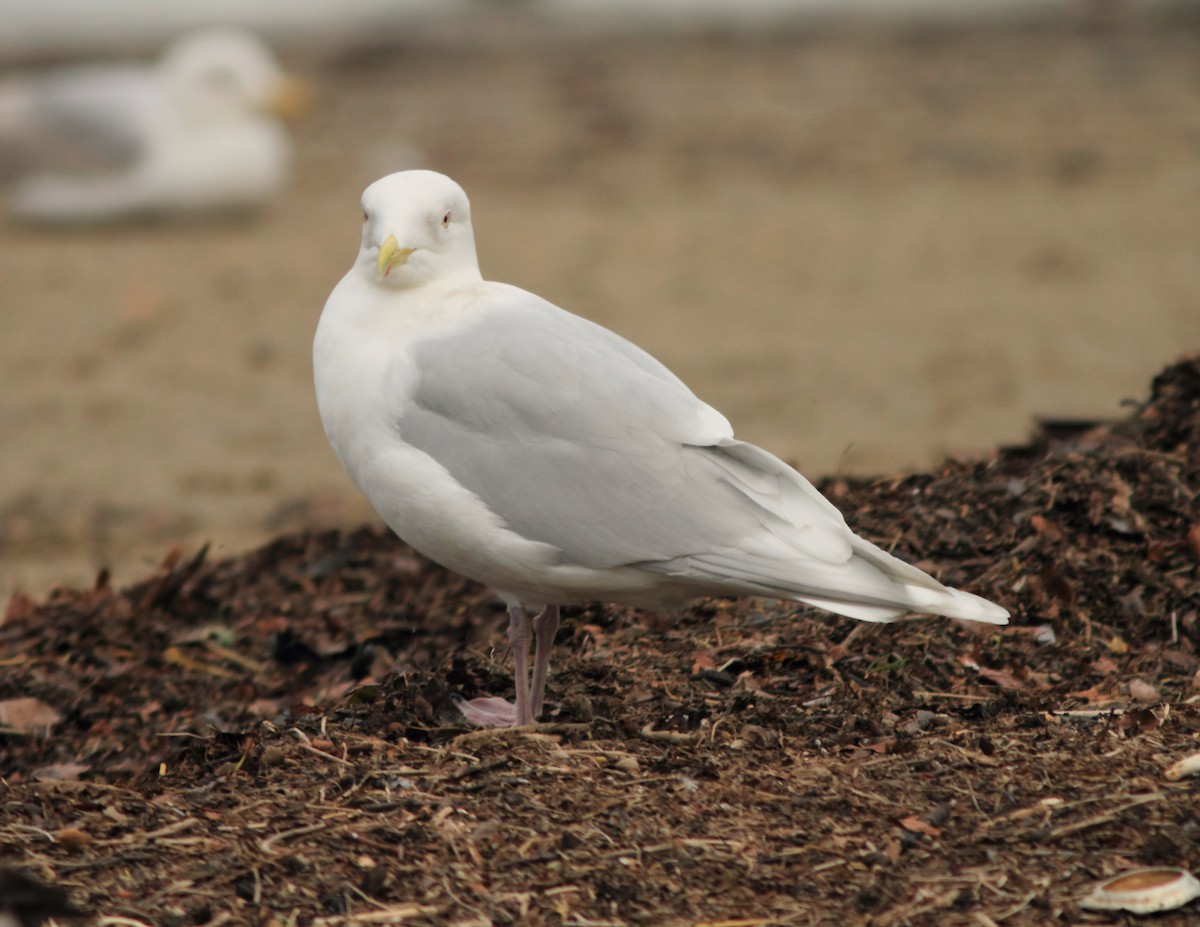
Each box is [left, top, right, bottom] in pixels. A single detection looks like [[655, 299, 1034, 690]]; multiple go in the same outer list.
[[0, 27, 311, 224]]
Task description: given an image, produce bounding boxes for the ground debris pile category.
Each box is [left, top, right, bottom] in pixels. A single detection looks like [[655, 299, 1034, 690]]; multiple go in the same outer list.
[[2, 357, 1199, 927]]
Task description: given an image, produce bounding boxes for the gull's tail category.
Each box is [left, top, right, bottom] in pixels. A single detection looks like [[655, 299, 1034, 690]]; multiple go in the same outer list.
[[679, 534, 1010, 626], [656, 439, 1011, 626], [787, 532, 1010, 624]]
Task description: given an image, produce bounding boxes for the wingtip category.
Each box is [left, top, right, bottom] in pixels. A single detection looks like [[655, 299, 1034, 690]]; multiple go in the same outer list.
[[950, 589, 1010, 625]]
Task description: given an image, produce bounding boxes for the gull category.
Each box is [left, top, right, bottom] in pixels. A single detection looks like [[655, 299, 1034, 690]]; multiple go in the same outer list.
[[314, 170, 1009, 728], [0, 28, 310, 224]]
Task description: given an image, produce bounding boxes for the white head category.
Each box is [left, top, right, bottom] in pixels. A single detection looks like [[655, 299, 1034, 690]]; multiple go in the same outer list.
[[160, 28, 311, 124], [358, 171, 482, 289]]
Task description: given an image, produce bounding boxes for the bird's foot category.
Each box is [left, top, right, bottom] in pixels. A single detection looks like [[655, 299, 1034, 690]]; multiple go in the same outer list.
[[454, 696, 522, 728]]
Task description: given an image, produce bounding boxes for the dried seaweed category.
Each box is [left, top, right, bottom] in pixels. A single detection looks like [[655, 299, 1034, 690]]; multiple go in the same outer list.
[[2, 358, 1199, 926]]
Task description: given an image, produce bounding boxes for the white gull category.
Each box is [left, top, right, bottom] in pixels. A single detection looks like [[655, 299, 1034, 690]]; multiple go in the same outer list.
[[314, 170, 1009, 728]]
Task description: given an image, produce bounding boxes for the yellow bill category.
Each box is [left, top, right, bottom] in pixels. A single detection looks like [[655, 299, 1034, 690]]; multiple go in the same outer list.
[[267, 76, 315, 121], [377, 234, 414, 278]]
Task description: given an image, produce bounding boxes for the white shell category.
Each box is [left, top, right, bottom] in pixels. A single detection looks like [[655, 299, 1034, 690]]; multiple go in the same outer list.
[[1164, 751, 1200, 781], [1079, 868, 1200, 914]]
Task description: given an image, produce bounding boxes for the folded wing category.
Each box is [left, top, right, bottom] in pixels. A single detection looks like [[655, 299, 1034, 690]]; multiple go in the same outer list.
[[398, 289, 1007, 625]]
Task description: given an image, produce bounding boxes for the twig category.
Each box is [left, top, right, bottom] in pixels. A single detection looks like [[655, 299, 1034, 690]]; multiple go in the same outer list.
[[695, 920, 778, 927], [912, 691, 995, 701], [1040, 792, 1165, 841], [259, 822, 327, 854], [993, 891, 1037, 921], [312, 903, 442, 923], [639, 724, 696, 744], [294, 742, 355, 767], [97, 817, 199, 846]]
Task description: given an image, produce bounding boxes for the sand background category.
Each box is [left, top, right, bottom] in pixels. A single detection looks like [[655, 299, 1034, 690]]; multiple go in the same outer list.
[[2, 14, 1199, 598]]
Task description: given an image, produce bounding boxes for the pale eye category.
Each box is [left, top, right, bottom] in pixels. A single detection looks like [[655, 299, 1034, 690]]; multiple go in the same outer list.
[[441, 210, 452, 229]]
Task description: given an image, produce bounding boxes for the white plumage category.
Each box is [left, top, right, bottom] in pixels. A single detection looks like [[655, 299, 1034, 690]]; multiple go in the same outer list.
[[314, 170, 1009, 727], [0, 28, 308, 223]]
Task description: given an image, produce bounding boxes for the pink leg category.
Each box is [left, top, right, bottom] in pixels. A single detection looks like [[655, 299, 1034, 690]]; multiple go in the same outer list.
[[508, 605, 535, 727], [455, 604, 535, 728], [530, 605, 560, 718], [454, 696, 519, 728]]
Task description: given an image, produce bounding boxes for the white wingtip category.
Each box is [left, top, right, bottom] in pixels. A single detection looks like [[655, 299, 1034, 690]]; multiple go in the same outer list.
[[951, 589, 1010, 625], [904, 584, 1010, 625], [797, 585, 1009, 626]]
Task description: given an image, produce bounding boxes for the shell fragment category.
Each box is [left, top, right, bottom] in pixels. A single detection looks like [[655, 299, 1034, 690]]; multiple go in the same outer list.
[[1164, 752, 1200, 781], [1079, 867, 1200, 914]]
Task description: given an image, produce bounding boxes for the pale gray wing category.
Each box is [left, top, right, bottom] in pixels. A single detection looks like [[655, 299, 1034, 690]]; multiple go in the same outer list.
[[10, 171, 150, 223], [1, 67, 156, 163], [399, 290, 853, 572]]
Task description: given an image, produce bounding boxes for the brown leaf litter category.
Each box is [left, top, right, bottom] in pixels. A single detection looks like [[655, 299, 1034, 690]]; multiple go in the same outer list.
[[2, 357, 1200, 926]]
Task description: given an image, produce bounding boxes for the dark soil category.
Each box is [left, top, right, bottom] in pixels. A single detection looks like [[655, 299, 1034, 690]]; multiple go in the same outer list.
[[2, 357, 1199, 927]]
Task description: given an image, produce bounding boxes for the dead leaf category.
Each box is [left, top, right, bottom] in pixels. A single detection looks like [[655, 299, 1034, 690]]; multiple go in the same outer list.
[[162, 646, 237, 679], [1146, 540, 1172, 562], [958, 749, 1000, 768], [1089, 656, 1121, 675], [1069, 685, 1119, 705], [1116, 707, 1160, 735], [1108, 472, 1134, 516], [924, 801, 954, 829], [1188, 525, 1200, 561], [976, 665, 1027, 690], [1162, 650, 1199, 672], [0, 697, 62, 734], [899, 814, 941, 838], [4, 591, 35, 625], [824, 643, 852, 663], [1030, 514, 1065, 542], [897, 710, 938, 734], [1038, 565, 1075, 608], [33, 763, 90, 782], [255, 615, 291, 635], [576, 624, 608, 647], [1127, 679, 1158, 702], [57, 828, 94, 852], [158, 545, 184, 572]]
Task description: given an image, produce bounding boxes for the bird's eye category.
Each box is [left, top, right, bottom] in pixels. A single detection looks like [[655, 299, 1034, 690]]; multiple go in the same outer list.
[[204, 67, 240, 90], [441, 211, 452, 228], [362, 210, 368, 224]]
